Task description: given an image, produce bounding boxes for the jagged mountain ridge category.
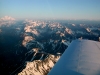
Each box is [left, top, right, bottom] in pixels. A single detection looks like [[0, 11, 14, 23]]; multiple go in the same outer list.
[[0, 16, 100, 75], [18, 54, 60, 75]]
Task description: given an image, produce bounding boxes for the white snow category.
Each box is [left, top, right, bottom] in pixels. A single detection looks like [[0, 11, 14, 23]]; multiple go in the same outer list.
[[18, 54, 60, 75], [65, 28, 73, 34], [22, 36, 34, 47], [0, 16, 15, 26]]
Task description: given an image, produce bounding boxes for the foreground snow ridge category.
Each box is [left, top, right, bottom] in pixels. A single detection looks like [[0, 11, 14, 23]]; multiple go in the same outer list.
[[18, 54, 60, 75]]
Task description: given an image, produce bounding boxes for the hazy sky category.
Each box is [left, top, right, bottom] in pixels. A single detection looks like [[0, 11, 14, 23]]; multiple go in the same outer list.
[[0, 0, 100, 20]]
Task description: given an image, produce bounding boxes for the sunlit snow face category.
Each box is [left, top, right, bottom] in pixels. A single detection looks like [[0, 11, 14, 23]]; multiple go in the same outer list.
[[18, 54, 60, 75], [0, 16, 16, 27], [22, 36, 34, 47]]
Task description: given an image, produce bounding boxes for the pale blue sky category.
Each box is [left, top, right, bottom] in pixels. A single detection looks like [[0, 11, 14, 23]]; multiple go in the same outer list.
[[0, 0, 100, 20]]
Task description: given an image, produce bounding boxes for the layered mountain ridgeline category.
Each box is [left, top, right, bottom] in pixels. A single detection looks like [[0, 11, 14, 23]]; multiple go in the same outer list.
[[0, 16, 100, 75]]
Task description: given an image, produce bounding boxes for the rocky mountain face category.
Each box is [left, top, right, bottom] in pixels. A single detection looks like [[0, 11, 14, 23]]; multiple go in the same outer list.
[[18, 54, 60, 75], [0, 16, 100, 75]]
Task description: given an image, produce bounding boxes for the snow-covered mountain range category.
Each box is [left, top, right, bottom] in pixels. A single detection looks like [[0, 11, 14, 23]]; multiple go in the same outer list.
[[0, 16, 100, 75]]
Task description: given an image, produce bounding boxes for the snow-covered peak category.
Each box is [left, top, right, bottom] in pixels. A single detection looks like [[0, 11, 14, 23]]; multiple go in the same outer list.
[[0, 16, 15, 21], [0, 16, 15, 26], [24, 20, 40, 27], [65, 28, 73, 34], [86, 28, 91, 32], [18, 54, 60, 75], [72, 24, 76, 26], [22, 36, 35, 47], [62, 39, 70, 46], [60, 33, 65, 37]]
